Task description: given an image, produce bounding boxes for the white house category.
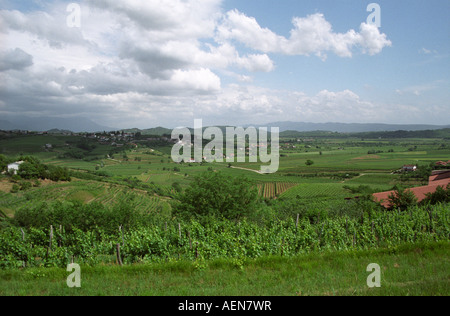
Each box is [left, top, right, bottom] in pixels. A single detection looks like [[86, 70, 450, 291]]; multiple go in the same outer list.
[[7, 161, 24, 175], [402, 165, 417, 172]]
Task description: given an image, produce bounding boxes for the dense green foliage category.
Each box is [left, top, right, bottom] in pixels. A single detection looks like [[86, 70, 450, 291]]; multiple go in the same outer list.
[[1, 201, 448, 269], [388, 186, 420, 211], [172, 172, 261, 222], [14, 156, 71, 182], [0, 154, 8, 173], [12, 199, 152, 235], [423, 185, 450, 205]]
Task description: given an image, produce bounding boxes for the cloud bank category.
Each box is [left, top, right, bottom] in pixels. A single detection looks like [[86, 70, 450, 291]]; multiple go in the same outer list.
[[0, 0, 424, 130]]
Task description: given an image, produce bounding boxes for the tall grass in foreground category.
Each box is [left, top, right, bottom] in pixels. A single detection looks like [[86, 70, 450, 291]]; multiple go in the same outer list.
[[0, 242, 448, 296]]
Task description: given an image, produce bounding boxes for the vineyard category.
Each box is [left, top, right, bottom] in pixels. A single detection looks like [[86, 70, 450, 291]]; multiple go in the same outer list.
[[1, 203, 448, 269], [279, 183, 349, 200], [257, 182, 299, 199], [0, 180, 172, 218]]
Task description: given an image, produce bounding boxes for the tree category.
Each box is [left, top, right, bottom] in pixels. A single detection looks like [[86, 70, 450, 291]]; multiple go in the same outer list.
[[388, 186, 418, 211], [0, 154, 7, 173], [305, 160, 314, 166], [173, 172, 260, 221], [172, 182, 182, 193], [17, 161, 40, 179], [422, 185, 450, 205]]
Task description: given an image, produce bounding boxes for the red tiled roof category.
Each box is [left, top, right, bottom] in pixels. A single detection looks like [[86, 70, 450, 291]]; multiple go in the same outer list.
[[373, 184, 448, 208], [373, 170, 450, 208]]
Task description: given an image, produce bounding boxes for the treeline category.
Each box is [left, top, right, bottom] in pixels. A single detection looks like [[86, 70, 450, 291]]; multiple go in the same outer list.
[[356, 129, 450, 139], [279, 128, 450, 140]]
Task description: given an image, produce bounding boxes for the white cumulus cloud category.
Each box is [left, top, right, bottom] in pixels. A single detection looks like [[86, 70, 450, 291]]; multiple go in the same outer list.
[[218, 11, 392, 59]]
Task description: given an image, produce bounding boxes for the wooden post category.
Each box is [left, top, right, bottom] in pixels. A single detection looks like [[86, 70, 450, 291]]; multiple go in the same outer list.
[[429, 210, 433, 233], [319, 223, 325, 245], [296, 214, 299, 229], [119, 225, 125, 246], [188, 231, 192, 249], [20, 228, 26, 268], [49, 225, 53, 250], [178, 223, 182, 240], [59, 225, 63, 247], [195, 242, 199, 259], [116, 243, 123, 266], [45, 225, 54, 261]]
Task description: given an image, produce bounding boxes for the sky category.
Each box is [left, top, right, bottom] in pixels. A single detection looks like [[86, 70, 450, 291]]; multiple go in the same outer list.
[[0, 0, 449, 129]]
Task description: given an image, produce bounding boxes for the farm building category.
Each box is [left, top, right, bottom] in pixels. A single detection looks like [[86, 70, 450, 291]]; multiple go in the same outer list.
[[6, 161, 24, 175], [373, 170, 450, 208], [402, 165, 417, 172]]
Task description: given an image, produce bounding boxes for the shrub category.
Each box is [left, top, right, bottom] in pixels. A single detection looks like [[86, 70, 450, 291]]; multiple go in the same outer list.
[[422, 185, 450, 205], [305, 160, 314, 166], [388, 186, 418, 211], [10, 184, 19, 193], [173, 172, 261, 222]]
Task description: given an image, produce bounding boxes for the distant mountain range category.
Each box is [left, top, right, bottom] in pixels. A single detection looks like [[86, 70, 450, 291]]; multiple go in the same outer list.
[[0, 117, 449, 134], [0, 117, 116, 133], [262, 122, 450, 133]]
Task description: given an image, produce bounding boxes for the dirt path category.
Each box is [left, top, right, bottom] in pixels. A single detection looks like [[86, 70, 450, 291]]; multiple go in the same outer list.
[[230, 166, 263, 174]]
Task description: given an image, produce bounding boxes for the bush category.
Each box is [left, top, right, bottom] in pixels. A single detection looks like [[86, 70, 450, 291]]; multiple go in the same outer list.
[[0, 154, 8, 173], [172, 182, 182, 193], [173, 172, 261, 222], [305, 160, 314, 166], [19, 181, 32, 191], [13, 196, 152, 234], [10, 184, 19, 194], [388, 186, 418, 211], [422, 185, 450, 205]]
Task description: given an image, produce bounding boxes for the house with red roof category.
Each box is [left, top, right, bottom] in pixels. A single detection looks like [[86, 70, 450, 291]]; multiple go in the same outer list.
[[373, 170, 450, 208]]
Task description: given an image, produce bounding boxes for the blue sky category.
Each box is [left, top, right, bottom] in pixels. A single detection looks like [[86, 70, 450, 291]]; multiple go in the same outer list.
[[223, 1, 449, 95], [0, 0, 448, 129]]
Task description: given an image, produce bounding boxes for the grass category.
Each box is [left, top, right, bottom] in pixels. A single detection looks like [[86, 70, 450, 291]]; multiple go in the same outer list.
[[0, 242, 448, 296]]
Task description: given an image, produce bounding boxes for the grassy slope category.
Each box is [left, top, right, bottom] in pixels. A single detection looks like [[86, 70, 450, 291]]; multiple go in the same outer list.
[[0, 242, 448, 296], [0, 178, 172, 216]]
